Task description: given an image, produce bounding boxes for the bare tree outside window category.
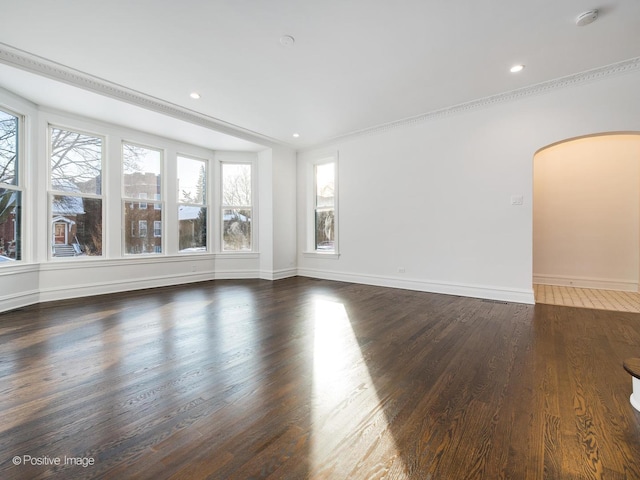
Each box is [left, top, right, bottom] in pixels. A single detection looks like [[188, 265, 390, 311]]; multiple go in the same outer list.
[[0, 110, 21, 261], [221, 163, 252, 251], [0, 111, 18, 186], [315, 162, 335, 251], [49, 127, 104, 257]]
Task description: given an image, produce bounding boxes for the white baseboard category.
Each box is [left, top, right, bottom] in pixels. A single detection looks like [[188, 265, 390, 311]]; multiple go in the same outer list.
[[533, 274, 638, 292], [0, 264, 539, 315], [298, 268, 535, 304], [0, 289, 40, 313], [259, 268, 297, 281], [37, 271, 220, 304]]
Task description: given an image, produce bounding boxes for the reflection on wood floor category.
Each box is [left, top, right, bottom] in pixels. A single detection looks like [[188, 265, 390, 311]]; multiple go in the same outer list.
[[2, 278, 640, 479], [534, 284, 640, 313]]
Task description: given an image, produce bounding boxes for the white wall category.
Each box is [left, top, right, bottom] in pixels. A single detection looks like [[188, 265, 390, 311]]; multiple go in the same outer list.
[[258, 146, 298, 280], [533, 134, 640, 291], [270, 146, 297, 277], [297, 68, 640, 303]]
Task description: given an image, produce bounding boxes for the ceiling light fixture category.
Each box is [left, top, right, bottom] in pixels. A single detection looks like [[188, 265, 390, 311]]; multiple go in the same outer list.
[[576, 9, 598, 27], [292, 133, 300, 138], [190, 92, 201, 99], [280, 35, 295, 47], [510, 64, 525, 73]]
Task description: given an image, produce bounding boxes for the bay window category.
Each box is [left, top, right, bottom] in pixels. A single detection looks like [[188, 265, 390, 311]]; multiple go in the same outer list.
[[0, 109, 21, 262], [49, 126, 103, 258], [123, 143, 162, 254]]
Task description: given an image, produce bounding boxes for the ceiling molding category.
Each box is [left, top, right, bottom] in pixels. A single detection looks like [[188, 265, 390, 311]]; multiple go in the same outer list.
[[0, 42, 285, 149], [2, 42, 638, 153], [306, 56, 640, 151]]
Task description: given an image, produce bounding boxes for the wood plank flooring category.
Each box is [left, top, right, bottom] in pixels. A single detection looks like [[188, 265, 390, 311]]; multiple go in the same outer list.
[[1, 277, 640, 479]]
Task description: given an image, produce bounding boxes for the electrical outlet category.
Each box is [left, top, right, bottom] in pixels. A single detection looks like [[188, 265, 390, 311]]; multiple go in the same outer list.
[[398, 267, 406, 274], [510, 195, 524, 206]]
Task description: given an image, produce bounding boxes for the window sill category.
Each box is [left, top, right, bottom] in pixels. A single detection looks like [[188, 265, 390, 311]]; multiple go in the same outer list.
[[216, 252, 259, 259], [302, 251, 340, 260]]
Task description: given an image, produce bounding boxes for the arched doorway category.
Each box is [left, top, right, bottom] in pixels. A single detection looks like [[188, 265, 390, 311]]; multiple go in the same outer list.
[[533, 132, 640, 311]]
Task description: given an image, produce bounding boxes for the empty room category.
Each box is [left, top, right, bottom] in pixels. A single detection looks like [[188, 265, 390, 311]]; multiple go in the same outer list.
[[1, 1, 640, 479]]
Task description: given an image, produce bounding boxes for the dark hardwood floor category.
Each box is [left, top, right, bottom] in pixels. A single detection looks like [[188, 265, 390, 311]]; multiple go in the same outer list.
[[1, 277, 640, 479]]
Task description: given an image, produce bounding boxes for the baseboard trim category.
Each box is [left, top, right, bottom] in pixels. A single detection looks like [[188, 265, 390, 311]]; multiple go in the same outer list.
[[0, 265, 538, 314], [37, 271, 221, 304], [0, 289, 40, 314], [533, 274, 638, 292], [298, 268, 535, 304], [259, 268, 298, 281]]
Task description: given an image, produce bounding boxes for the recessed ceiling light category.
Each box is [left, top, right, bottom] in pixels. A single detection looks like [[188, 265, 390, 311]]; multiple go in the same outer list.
[[510, 64, 525, 73], [292, 133, 300, 138], [190, 92, 201, 99]]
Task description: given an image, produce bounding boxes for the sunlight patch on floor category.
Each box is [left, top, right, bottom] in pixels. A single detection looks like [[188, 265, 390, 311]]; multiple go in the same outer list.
[[311, 297, 408, 479]]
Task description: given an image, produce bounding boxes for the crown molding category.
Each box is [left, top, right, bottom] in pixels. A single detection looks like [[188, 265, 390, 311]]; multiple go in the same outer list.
[[0, 42, 285, 149], [305, 56, 640, 151], [2, 42, 638, 153]]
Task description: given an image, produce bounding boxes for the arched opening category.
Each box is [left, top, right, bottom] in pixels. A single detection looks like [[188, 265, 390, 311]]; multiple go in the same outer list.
[[533, 132, 640, 311]]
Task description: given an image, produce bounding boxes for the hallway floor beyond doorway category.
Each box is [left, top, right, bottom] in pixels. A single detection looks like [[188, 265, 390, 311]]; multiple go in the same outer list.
[[534, 284, 640, 313]]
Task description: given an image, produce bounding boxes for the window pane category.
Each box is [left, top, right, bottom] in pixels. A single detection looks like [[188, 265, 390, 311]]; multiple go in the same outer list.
[[315, 209, 335, 250], [179, 206, 207, 252], [222, 163, 251, 206], [124, 201, 162, 254], [316, 163, 334, 208], [178, 156, 206, 204], [50, 127, 102, 195], [0, 111, 18, 186], [51, 195, 102, 257], [123, 144, 161, 199], [223, 208, 251, 251], [0, 189, 20, 261]]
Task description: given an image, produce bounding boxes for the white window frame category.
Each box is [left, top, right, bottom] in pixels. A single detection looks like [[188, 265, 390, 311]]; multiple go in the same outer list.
[[138, 193, 147, 209], [0, 107, 24, 264], [138, 220, 147, 238], [303, 151, 339, 259], [220, 161, 254, 253], [47, 124, 105, 260], [121, 141, 163, 256], [177, 154, 208, 254]]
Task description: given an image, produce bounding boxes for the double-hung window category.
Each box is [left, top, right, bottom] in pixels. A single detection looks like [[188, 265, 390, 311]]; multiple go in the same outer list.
[[123, 143, 162, 254], [314, 161, 336, 252], [0, 109, 22, 262], [49, 126, 104, 258], [177, 155, 207, 253], [221, 163, 252, 251]]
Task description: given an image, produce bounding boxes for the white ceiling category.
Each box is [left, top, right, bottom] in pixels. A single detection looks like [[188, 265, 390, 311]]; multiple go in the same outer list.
[[1, 0, 639, 150]]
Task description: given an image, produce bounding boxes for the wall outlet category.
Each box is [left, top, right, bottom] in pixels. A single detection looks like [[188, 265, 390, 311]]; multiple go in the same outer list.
[[510, 195, 524, 206], [398, 267, 406, 273]]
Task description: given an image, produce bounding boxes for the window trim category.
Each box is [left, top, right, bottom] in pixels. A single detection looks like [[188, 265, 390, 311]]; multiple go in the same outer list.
[[121, 141, 164, 256], [0, 107, 24, 264], [303, 151, 339, 258], [47, 124, 105, 260], [220, 161, 254, 253], [177, 154, 208, 254]]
